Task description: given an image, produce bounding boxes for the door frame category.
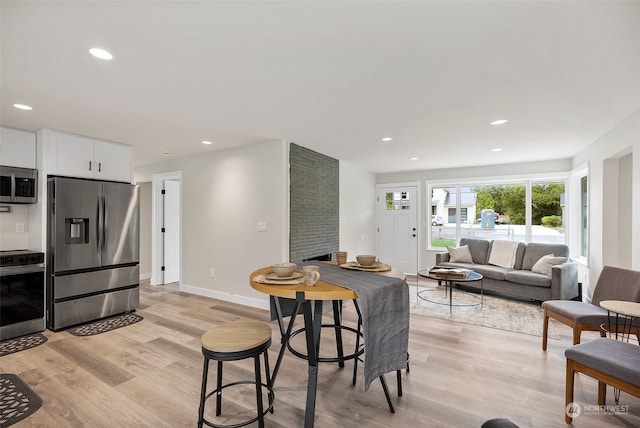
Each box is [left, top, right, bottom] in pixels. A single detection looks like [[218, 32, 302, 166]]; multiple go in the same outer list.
[[151, 170, 182, 286], [376, 181, 421, 275]]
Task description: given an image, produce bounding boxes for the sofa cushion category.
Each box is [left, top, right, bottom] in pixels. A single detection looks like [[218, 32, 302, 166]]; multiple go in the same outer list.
[[447, 245, 473, 263], [459, 238, 491, 264], [504, 270, 551, 288], [531, 254, 567, 275], [468, 264, 511, 281], [522, 243, 570, 271]]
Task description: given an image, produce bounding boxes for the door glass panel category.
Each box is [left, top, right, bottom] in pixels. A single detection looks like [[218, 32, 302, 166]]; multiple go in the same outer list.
[[385, 191, 410, 210]]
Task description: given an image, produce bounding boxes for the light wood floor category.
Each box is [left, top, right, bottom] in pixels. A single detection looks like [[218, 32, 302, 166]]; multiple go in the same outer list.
[[3, 280, 640, 427]]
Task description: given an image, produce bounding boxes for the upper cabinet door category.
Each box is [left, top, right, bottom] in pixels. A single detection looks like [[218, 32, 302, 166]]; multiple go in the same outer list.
[[48, 131, 96, 178], [0, 127, 36, 168], [41, 129, 133, 183], [95, 140, 132, 182]]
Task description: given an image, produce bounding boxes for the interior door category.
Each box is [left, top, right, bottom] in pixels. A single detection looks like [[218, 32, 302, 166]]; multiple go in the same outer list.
[[377, 186, 418, 275], [163, 179, 180, 283]]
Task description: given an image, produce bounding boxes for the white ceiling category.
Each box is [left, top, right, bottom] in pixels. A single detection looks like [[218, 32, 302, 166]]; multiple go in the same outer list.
[[2, 1, 639, 174]]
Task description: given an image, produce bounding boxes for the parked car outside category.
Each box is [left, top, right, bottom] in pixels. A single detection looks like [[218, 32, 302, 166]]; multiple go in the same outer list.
[[432, 215, 444, 226]]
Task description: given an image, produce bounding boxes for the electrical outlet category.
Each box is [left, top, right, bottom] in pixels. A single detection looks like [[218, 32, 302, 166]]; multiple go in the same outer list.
[[16, 223, 25, 233], [209, 268, 215, 278], [257, 222, 267, 232]]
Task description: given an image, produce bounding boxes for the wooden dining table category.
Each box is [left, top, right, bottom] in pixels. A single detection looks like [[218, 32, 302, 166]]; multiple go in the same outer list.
[[249, 262, 409, 428]]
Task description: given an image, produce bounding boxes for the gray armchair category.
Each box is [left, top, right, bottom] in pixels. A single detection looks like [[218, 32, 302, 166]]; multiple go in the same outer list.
[[542, 265, 640, 350]]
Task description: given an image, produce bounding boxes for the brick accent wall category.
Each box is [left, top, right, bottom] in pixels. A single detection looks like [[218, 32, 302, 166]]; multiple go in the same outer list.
[[289, 143, 339, 262]]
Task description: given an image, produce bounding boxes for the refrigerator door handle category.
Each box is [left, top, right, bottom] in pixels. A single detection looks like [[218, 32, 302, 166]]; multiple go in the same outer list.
[[102, 195, 108, 253], [97, 195, 103, 254]]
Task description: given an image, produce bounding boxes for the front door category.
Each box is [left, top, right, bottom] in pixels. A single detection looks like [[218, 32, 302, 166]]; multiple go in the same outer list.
[[377, 185, 418, 275]]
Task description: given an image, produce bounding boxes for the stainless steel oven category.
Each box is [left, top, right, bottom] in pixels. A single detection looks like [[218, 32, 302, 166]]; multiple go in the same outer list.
[[0, 250, 45, 340]]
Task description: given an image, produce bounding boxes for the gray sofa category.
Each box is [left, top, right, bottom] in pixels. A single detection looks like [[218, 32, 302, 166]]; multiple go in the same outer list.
[[435, 238, 579, 301]]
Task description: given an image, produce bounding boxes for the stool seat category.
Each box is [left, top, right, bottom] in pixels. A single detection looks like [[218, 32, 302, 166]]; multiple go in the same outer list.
[[202, 321, 272, 353], [198, 321, 274, 428]]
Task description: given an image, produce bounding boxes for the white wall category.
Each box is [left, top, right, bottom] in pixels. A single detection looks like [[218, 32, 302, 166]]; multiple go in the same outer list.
[[0, 205, 30, 250], [135, 140, 288, 309], [572, 107, 640, 296], [138, 181, 152, 279], [339, 160, 377, 258]]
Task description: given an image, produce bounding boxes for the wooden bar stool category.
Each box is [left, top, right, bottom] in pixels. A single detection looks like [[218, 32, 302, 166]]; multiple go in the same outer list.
[[198, 321, 275, 428]]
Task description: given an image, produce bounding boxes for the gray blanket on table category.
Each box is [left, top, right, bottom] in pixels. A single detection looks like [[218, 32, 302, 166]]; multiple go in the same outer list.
[[272, 262, 409, 392]]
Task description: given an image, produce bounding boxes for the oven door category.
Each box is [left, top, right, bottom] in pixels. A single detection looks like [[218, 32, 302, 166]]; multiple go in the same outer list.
[[0, 264, 45, 340]]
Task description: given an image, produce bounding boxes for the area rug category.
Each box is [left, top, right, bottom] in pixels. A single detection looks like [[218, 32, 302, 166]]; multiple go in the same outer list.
[[411, 285, 559, 339], [0, 334, 48, 358], [0, 374, 43, 427], [67, 313, 143, 336]]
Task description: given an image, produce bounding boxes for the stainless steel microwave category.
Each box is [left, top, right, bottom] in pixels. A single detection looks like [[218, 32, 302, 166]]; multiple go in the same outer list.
[[0, 165, 38, 204]]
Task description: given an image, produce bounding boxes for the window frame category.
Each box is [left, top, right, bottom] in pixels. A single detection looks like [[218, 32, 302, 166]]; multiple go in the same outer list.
[[427, 172, 575, 251]]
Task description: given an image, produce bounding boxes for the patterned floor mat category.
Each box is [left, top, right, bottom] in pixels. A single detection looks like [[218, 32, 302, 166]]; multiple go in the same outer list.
[[0, 374, 42, 427], [0, 334, 48, 358], [67, 313, 143, 336]]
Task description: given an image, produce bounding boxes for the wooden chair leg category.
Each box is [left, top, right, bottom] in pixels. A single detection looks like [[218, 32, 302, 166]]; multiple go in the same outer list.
[[598, 381, 607, 405], [542, 310, 550, 351], [572, 325, 582, 345], [565, 360, 575, 424]]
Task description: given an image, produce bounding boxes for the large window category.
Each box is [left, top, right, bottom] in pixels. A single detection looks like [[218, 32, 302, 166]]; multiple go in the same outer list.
[[429, 178, 567, 248]]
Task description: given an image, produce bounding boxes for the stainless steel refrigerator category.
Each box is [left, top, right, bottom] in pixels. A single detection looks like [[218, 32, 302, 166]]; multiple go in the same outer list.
[[47, 176, 140, 330]]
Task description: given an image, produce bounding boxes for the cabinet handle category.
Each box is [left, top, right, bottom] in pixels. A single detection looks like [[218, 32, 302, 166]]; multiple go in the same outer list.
[[98, 162, 102, 172], [89, 161, 92, 171]]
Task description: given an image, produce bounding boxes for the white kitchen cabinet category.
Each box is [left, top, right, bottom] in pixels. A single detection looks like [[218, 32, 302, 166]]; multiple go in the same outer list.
[[0, 126, 36, 168], [94, 139, 132, 182], [41, 129, 132, 182]]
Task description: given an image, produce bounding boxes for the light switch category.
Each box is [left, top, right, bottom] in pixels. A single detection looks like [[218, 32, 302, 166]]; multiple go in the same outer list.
[[257, 222, 267, 232], [16, 223, 25, 233]]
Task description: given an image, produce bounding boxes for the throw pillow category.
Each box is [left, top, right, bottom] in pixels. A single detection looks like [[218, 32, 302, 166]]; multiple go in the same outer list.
[[531, 254, 567, 275], [447, 245, 473, 263]]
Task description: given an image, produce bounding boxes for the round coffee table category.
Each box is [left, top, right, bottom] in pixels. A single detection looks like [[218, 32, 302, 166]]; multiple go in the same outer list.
[[417, 269, 484, 314]]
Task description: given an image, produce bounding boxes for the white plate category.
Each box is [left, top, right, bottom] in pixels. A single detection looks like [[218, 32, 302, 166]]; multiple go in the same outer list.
[[265, 271, 302, 281]]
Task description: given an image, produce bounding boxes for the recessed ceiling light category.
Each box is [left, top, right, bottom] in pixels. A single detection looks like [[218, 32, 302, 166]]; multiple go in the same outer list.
[[202, 140, 213, 145], [13, 104, 33, 110], [491, 148, 504, 152], [410, 157, 419, 161], [490, 119, 508, 125], [381, 137, 393, 142], [162, 151, 173, 155], [89, 48, 113, 60]]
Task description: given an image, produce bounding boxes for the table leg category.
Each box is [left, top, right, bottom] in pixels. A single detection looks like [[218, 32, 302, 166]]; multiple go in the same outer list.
[[448, 280, 453, 314], [270, 298, 302, 387], [333, 300, 345, 368], [300, 296, 321, 428]]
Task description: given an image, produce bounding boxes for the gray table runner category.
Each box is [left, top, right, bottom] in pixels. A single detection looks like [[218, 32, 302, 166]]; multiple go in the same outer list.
[[306, 262, 409, 391]]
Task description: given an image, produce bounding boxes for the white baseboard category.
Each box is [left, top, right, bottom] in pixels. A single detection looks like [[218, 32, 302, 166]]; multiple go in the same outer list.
[[139, 272, 152, 280], [179, 283, 270, 311]]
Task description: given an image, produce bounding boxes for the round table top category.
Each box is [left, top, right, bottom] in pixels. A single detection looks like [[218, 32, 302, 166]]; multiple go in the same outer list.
[[600, 300, 640, 318], [250, 264, 404, 301]]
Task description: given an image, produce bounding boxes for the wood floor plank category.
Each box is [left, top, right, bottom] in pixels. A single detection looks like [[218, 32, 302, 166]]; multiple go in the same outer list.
[[5, 280, 640, 427]]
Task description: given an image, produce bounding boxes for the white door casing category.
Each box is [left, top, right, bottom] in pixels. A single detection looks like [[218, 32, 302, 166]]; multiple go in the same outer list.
[[377, 184, 419, 275], [163, 179, 181, 283], [151, 170, 182, 286]]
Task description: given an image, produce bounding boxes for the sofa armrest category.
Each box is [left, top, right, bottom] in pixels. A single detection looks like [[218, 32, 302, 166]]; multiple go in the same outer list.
[[435, 252, 450, 265], [550, 261, 579, 300]]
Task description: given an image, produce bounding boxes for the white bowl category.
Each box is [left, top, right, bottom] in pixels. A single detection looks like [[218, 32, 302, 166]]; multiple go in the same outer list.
[[272, 262, 297, 277], [356, 255, 376, 266]]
